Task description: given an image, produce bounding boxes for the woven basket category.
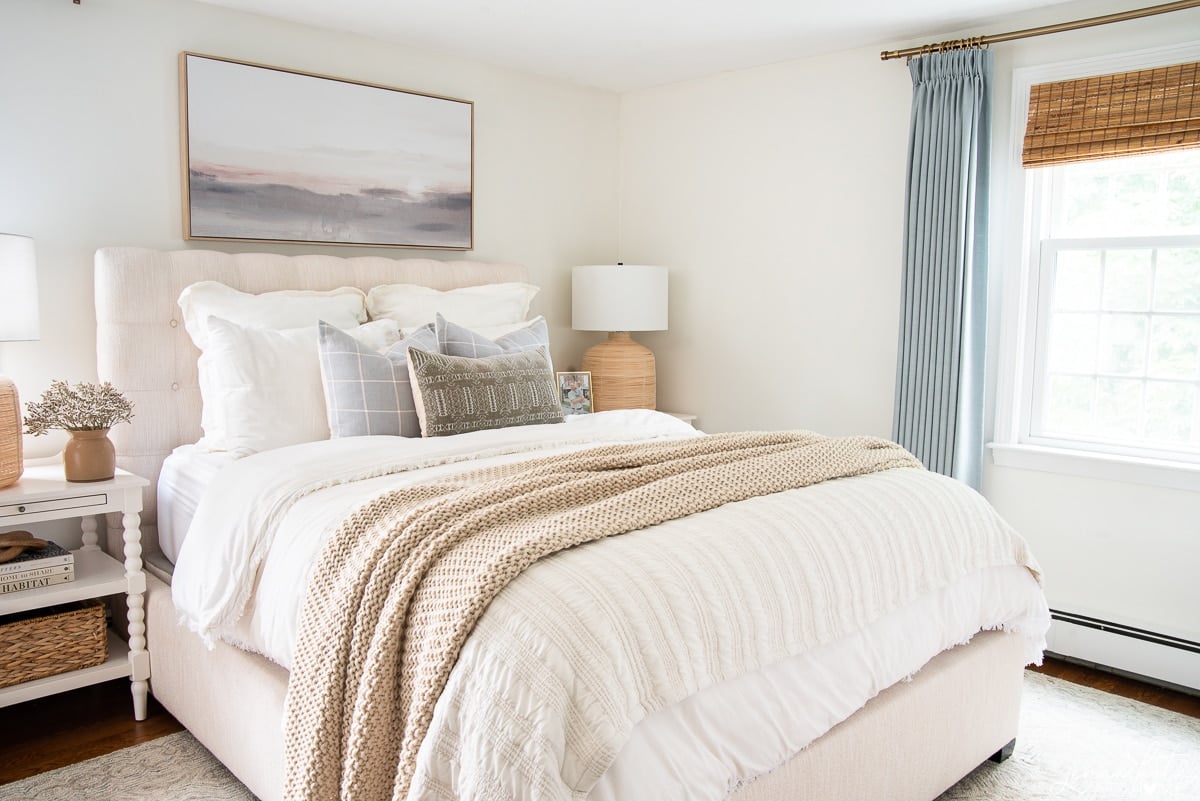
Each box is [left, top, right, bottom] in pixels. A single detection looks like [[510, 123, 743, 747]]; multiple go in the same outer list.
[[0, 376, 21, 489], [0, 599, 107, 689]]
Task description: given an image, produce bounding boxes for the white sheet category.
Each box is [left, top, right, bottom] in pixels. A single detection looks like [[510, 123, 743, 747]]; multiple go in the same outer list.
[[156, 444, 236, 563], [170, 411, 1049, 801]]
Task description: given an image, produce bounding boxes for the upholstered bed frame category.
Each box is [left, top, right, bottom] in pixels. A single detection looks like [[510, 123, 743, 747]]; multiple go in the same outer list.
[[94, 246, 1024, 801]]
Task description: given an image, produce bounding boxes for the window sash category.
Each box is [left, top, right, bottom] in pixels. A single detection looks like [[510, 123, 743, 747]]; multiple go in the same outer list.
[[1026, 234, 1200, 462]]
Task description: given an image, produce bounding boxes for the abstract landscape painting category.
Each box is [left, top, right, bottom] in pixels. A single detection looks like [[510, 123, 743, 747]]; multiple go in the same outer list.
[[181, 53, 472, 249]]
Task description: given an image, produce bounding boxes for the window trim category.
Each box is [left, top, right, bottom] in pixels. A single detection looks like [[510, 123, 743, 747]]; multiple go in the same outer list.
[[989, 442, 1200, 492], [993, 41, 1200, 488]]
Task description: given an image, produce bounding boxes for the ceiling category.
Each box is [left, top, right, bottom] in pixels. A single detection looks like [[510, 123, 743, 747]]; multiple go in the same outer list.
[[196, 0, 1070, 91]]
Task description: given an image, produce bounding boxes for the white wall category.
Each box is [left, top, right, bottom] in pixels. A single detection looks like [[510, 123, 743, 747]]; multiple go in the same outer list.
[[619, 0, 1200, 669], [1, 0, 619, 463], [620, 49, 911, 435]]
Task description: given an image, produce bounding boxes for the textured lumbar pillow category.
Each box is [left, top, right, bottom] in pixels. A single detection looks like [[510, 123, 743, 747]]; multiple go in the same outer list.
[[317, 321, 438, 438], [406, 346, 562, 437]]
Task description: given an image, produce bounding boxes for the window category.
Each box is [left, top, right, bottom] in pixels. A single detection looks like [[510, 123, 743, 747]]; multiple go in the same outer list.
[[1022, 150, 1200, 462], [996, 48, 1200, 485]]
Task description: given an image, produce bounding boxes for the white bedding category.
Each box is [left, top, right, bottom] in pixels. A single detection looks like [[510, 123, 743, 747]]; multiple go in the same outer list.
[[157, 445, 236, 563], [171, 411, 1049, 801]]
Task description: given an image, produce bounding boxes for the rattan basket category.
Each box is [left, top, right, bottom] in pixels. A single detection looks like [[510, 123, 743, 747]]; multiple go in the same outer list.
[[0, 599, 107, 689]]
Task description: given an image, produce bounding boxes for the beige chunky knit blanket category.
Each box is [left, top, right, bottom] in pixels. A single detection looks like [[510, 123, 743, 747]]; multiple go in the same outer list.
[[283, 431, 921, 801]]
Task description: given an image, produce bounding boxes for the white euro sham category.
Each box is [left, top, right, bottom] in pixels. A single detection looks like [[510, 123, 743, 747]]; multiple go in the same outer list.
[[366, 282, 539, 328], [197, 317, 403, 454]]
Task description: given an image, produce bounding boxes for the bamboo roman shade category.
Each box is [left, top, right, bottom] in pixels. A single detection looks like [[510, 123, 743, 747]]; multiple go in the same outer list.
[[1022, 60, 1200, 168]]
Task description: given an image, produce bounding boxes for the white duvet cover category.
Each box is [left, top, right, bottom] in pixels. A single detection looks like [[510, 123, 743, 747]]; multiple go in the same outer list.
[[171, 411, 1049, 801]]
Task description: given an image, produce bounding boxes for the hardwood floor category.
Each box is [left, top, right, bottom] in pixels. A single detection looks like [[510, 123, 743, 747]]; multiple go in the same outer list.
[[0, 657, 1195, 786], [0, 680, 183, 785], [1029, 656, 1200, 718]]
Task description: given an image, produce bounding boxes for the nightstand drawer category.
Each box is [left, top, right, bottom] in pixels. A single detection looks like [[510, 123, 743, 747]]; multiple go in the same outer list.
[[0, 493, 109, 518]]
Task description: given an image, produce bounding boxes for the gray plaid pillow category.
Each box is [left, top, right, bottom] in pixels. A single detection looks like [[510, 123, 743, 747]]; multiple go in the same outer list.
[[317, 321, 437, 438], [436, 314, 553, 372], [407, 346, 563, 437]]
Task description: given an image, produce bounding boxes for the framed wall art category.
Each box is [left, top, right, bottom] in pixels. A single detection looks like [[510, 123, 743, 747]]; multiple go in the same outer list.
[[179, 53, 473, 250], [557, 371, 592, 416]]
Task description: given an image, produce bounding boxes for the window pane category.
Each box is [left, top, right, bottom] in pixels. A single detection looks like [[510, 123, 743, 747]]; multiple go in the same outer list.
[[1043, 375, 1094, 435], [1057, 171, 1110, 238], [1095, 378, 1142, 440], [1112, 172, 1160, 233], [1047, 313, 1098, 372], [1144, 381, 1196, 445], [1053, 151, 1200, 237], [1166, 158, 1200, 234], [1054, 250, 1101, 310], [1148, 317, 1200, 379], [1097, 314, 1147, 375], [1153, 248, 1200, 312], [1101, 249, 1151, 311]]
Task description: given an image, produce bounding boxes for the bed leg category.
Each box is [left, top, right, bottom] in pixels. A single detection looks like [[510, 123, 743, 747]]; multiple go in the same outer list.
[[989, 738, 1016, 763]]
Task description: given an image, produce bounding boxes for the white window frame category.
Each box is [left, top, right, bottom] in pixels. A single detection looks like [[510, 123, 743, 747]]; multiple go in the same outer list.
[[991, 42, 1200, 492], [1025, 231, 1200, 462]]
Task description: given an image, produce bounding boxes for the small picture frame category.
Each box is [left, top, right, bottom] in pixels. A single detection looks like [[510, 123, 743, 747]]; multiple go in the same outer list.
[[557, 371, 592, 416]]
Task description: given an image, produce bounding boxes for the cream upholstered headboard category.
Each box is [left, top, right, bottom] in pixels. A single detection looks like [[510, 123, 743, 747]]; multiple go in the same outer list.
[[94, 247, 529, 557]]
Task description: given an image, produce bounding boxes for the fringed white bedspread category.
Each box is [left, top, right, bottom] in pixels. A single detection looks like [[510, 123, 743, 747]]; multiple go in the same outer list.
[[171, 411, 1049, 801]]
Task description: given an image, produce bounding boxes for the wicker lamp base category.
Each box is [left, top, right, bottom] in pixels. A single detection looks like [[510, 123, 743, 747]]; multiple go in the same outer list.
[[0, 376, 22, 490], [582, 332, 656, 411]]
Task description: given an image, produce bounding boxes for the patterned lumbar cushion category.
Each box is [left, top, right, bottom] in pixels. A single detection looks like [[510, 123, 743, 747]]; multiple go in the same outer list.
[[317, 321, 438, 438], [435, 313, 553, 371], [406, 346, 563, 437]]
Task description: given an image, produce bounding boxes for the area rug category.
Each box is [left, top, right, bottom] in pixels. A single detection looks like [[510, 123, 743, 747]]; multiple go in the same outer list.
[[938, 671, 1200, 800], [2, 672, 1197, 800], [0, 731, 256, 801]]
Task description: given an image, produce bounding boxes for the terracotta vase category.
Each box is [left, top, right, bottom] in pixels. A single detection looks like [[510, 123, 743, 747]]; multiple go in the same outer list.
[[63, 428, 116, 482]]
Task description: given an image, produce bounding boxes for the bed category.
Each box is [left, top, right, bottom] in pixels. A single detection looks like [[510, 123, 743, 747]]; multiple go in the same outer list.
[[93, 246, 1050, 801]]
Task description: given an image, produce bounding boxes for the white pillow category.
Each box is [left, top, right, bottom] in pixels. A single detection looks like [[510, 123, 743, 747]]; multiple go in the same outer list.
[[178, 281, 367, 351], [365, 282, 539, 329], [198, 317, 402, 454]]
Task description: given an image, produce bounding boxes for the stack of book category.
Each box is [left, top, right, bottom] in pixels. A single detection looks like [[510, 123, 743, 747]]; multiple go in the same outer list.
[[0, 542, 75, 594]]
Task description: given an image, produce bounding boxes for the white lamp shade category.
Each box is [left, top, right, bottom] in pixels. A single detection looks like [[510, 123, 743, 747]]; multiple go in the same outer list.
[[572, 264, 668, 332], [0, 234, 39, 342]]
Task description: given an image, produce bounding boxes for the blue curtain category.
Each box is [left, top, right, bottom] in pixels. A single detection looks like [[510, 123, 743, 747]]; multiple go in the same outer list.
[[892, 48, 992, 489]]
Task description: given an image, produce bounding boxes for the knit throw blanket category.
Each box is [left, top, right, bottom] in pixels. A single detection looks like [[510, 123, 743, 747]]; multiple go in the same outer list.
[[282, 431, 921, 801]]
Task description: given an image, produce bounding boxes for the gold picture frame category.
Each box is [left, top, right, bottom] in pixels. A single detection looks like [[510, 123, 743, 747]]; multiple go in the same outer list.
[[179, 52, 473, 250]]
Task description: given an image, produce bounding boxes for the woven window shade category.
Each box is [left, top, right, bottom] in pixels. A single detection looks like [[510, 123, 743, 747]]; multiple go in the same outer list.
[[1022, 61, 1200, 168]]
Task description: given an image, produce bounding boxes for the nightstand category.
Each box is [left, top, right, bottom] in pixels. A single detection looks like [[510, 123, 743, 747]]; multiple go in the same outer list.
[[662, 411, 698, 427], [0, 465, 150, 720]]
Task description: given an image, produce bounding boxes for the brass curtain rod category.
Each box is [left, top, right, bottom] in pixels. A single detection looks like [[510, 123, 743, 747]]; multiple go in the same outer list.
[[880, 0, 1200, 61]]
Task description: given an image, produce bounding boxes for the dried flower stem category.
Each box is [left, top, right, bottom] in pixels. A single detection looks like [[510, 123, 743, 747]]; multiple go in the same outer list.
[[24, 380, 134, 436]]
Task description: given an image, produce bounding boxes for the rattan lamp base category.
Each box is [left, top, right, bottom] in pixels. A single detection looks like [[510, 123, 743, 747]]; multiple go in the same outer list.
[[0, 376, 23, 489], [582, 332, 656, 411]]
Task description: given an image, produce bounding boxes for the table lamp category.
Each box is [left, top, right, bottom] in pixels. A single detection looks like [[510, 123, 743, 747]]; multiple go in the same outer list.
[[572, 264, 667, 411], [0, 234, 40, 489]]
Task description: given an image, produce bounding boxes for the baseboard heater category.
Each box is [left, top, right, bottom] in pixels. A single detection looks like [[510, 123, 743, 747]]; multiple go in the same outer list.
[[1046, 609, 1200, 693]]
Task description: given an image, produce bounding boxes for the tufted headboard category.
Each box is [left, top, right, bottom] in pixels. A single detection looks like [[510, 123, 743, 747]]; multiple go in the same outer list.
[[94, 247, 529, 558]]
